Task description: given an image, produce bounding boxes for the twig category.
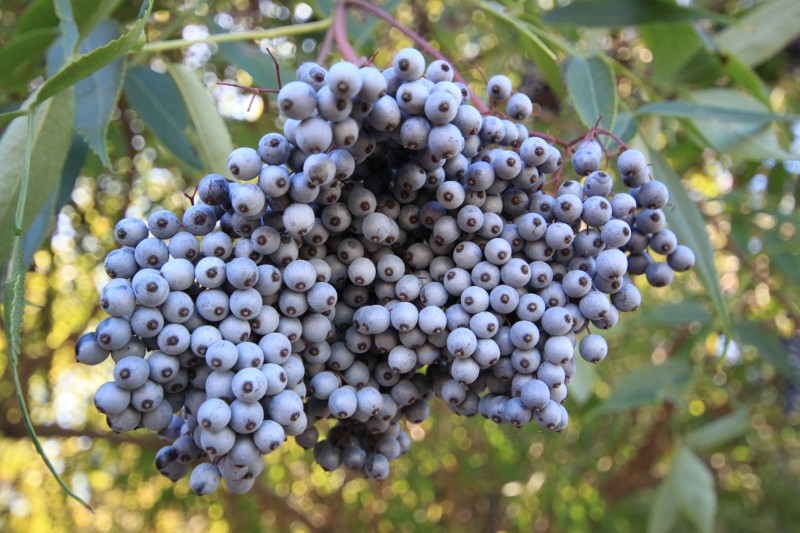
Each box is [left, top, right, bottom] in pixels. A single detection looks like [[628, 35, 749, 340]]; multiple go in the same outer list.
[[343, 0, 490, 113], [333, 2, 360, 62], [316, 23, 335, 66]]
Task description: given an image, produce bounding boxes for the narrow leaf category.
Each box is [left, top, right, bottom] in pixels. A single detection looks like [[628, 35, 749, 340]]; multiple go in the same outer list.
[[74, 21, 125, 168], [4, 114, 93, 513], [124, 67, 202, 169], [648, 477, 679, 533], [685, 409, 751, 451], [22, 135, 88, 265], [71, 0, 124, 39], [475, 1, 564, 98], [167, 63, 234, 175], [54, 0, 80, 58], [672, 447, 717, 533], [593, 360, 691, 415], [566, 55, 617, 131], [0, 91, 75, 264], [715, 0, 800, 67], [635, 301, 711, 326], [0, 110, 29, 130], [640, 23, 704, 83], [637, 101, 798, 123], [544, 0, 726, 27], [647, 150, 732, 340], [15, 0, 59, 37], [0, 28, 59, 85], [569, 352, 597, 406], [32, 0, 152, 107], [737, 322, 800, 383], [717, 52, 770, 107]]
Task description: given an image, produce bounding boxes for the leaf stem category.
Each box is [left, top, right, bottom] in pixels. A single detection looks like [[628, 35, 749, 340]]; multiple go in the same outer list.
[[137, 18, 332, 53], [333, 2, 360, 63]]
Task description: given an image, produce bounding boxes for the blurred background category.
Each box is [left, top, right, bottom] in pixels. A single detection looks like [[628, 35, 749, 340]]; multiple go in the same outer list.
[[0, 0, 798, 531]]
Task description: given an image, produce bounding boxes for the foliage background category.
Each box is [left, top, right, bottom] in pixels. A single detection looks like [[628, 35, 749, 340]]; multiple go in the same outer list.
[[0, 0, 798, 531]]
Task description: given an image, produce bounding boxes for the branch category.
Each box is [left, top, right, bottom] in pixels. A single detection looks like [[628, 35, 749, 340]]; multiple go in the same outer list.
[[137, 18, 332, 53], [333, 2, 360, 63]]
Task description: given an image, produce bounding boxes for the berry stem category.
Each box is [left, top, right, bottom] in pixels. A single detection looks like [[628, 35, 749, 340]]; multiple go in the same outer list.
[[594, 128, 629, 151]]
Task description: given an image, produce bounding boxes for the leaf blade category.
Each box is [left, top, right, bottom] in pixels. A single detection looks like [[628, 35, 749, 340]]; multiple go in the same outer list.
[[647, 150, 732, 342], [32, 0, 152, 107], [715, 0, 800, 67], [124, 66, 202, 169], [637, 101, 799, 123], [672, 447, 717, 533], [544, 0, 725, 27], [73, 21, 125, 168], [167, 63, 234, 175], [566, 55, 617, 131], [685, 409, 751, 451], [593, 360, 692, 415]]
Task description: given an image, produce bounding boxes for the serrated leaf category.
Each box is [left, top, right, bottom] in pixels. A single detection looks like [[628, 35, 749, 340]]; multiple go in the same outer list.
[[22, 135, 88, 265], [74, 21, 125, 168], [544, 0, 725, 27], [124, 66, 202, 169], [672, 447, 717, 533], [32, 0, 152, 108], [637, 101, 798, 123], [475, 1, 564, 99], [737, 322, 800, 383], [593, 360, 691, 415], [685, 409, 751, 451], [167, 63, 234, 175], [648, 150, 732, 340], [4, 114, 92, 512], [0, 91, 75, 265], [566, 55, 617, 131], [715, 0, 800, 67]]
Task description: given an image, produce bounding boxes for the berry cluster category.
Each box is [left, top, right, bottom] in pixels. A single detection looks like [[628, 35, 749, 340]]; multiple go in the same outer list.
[[77, 48, 695, 494]]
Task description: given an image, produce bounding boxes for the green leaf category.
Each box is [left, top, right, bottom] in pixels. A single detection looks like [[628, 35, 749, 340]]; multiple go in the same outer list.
[[636, 301, 712, 326], [4, 113, 93, 513], [32, 0, 152, 108], [71, 0, 124, 39], [566, 55, 617, 131], [737, 321, 800, 383], [649, 447, 717, 533], [639, 23, 704, 83], [648, 150, 732, 340], [715, 0, 800, 67], [594, 360, 691, 415], [569, 351, 597, 406], [606, 111, 638, 151], [0, 110, 30, 130], [73, 21, 125, 168], [213, 25, 282, 88], [167, 63, 234, 175], [0, 28, 60, 88], [637, 101, 798, 123], [717, 52, 771, 107], [0, 91, 75, 265], [54, 0, 80, 58], [648, 477, 679, 533], [673, 447, 717, 533], [544, 0, 725, 27], [22, 135, 88, 265], [685, 409, 751, 451], [124, 67, 202, 169], [474, 1, 564, 99], [15, 0, 59, 37]]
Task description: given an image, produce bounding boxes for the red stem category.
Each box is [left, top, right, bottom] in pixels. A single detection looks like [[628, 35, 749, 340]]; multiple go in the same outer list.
[[333, 2, 360, 62], [343, 0, 489, 114], [316, 23, 335, 66]]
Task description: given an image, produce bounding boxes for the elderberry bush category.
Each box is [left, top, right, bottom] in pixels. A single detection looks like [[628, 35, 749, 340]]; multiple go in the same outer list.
[[77, 48, 695, 494]]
